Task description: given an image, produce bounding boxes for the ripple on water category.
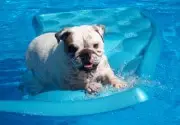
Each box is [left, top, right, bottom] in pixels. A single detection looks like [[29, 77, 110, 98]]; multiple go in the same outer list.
[[43, 20, 60, 27], [56, 12, 75, 19], [77, 17, 94, 24]]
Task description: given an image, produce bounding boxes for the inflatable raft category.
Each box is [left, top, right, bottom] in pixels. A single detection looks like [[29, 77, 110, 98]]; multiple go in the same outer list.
[[0, 7, 160, 116]]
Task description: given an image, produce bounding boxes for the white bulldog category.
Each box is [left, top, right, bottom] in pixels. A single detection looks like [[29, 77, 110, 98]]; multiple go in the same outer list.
[[25, 25, 127, 95]]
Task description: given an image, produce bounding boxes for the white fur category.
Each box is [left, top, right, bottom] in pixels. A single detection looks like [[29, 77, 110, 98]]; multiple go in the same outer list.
[[26, 33, 68, 92]]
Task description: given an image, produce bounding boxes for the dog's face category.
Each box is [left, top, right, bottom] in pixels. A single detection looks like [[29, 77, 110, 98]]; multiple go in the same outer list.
[[55, 25, 105, 72]]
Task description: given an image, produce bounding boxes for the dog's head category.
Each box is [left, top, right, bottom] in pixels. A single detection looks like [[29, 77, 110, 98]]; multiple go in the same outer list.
[[55, 25, 105, 72]]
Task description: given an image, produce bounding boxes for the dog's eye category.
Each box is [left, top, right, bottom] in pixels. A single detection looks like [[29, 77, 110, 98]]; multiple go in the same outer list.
[[93, 43, 99, 49], [68, 45, 78, 53]]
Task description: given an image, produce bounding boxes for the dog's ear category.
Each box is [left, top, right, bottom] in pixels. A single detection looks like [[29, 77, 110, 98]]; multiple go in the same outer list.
[[92, 24, 105, 37], [55, 28, 71, 43]]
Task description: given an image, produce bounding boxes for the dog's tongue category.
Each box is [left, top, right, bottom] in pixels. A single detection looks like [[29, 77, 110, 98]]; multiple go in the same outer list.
[[84, 63, 93, 68]]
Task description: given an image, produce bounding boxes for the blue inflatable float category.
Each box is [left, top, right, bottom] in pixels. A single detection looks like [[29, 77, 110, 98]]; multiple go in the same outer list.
[[0, 7, 160, 116]]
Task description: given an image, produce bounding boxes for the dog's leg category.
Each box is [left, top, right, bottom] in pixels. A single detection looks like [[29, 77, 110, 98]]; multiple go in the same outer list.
[[85, 82, 103, 94], [103, 59, 127, 89], [108, 75, 127, 89], [105, 69, 127, 89], [101, 58, 127, 89], [25, 70, 45, 95]]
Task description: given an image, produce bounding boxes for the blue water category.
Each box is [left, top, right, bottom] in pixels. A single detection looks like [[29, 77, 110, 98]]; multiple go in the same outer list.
[[0, 0, 180, 124]]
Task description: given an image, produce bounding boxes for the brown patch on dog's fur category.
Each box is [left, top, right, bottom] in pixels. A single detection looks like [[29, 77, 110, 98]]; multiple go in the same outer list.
[[55, 28, 72, 43], [64, 33, 73, 45], [63, 33, 74, 52]]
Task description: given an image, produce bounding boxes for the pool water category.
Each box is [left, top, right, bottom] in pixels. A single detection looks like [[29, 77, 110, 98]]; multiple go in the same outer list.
[[0, 0, 180, 125]]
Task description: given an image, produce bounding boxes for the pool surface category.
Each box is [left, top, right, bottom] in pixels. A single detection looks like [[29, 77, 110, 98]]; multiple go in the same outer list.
[[0, 0, 180, 125]]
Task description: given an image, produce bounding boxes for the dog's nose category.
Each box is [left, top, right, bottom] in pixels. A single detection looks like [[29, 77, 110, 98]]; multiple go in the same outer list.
[[80, 52, 91, 62], [80, 49, 92, 63]]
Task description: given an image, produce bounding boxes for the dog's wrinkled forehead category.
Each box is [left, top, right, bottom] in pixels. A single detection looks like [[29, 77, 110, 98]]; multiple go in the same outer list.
[[55, 25, 105, 45]]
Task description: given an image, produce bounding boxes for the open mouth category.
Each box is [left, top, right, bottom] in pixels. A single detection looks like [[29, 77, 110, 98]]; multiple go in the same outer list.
[[79, 62, 98, 72], [83, 63, 93, 69]]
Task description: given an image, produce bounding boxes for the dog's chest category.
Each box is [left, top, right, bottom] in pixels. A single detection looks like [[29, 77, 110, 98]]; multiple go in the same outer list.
[[64, 70, 99, 87]]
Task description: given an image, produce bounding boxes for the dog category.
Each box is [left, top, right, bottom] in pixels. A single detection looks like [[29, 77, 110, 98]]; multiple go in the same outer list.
[[24, 24, 127, 95]]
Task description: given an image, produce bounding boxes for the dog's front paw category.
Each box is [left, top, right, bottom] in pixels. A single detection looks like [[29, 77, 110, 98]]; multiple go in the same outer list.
[[85, 82, 103, 94], [111, 80, 128, 89]]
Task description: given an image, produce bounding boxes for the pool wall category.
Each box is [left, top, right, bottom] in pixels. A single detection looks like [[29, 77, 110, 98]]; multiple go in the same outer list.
[[0, 0, 180, 125]]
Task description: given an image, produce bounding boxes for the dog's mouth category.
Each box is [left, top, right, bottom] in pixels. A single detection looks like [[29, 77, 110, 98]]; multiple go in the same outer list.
[[79, 62, 98, 72], [69, 49, 101, 71], [83, 62, 93, 69]]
